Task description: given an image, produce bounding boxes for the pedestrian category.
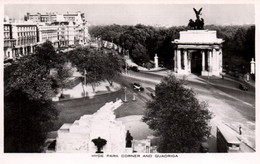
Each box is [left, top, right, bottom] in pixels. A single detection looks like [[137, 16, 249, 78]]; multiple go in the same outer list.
[[239, 125, 242, 135]]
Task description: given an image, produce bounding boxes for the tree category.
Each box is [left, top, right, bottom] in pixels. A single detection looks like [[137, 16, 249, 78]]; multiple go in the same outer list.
[[68, 47, 106, 92], [102, 52, 123, 86], [4, 90, 58, 152], [142, 75, 212, 153], [4, 55, 58, 152], [131, 43, 150, 65], [5, 56, 55, 100], [34, 40, 57, 70], [52, 62, 74, 97]]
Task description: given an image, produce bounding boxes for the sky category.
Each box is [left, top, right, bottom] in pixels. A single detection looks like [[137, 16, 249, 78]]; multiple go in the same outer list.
[[4, 3, 255, 27]]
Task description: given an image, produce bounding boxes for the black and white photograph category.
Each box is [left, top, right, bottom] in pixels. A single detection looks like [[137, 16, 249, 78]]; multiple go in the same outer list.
[[1, 0, 259, 163]]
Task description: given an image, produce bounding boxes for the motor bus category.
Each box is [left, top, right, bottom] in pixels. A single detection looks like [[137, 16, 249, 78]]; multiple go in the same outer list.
[[217, 124, 241, 153]]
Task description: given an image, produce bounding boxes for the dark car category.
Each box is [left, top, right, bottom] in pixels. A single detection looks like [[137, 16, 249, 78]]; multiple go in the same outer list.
[[133, 83, 144, 91], [150, 92, 156, 99], [239, 83, 248, 91], [131, 66, 139, 72]]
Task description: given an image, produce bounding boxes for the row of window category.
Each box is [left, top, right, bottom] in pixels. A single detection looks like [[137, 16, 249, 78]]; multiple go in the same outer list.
[[17, 38, 37, 46], [4, 32, 11, 39], [4, 40, 16, 47], [17, 26, 36, 31], [42, 35, 58, 41], [41, 17, 56, 22], [18, 32, 37, 37], [4, 26, 10, 31]]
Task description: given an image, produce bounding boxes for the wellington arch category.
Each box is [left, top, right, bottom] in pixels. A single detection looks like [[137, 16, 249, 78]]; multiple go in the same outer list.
[[172, 30, 224, 76]]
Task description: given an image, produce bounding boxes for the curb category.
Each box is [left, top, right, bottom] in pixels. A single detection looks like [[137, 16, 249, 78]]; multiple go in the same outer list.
[[54, 86, 122, 102]]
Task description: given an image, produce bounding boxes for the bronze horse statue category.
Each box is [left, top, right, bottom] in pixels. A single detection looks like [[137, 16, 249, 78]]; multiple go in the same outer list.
[[188, 8, 204, 30]]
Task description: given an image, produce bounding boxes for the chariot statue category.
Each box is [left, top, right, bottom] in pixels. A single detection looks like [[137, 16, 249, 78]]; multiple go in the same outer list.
[[188, 8, 204, 30]]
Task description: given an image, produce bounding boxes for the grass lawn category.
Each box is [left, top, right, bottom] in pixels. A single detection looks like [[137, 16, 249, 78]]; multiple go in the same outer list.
[[52, 82, 146, 131]]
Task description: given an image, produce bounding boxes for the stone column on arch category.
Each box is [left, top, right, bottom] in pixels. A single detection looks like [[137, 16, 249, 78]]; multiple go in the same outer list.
[[174, 49, 177, 72], [216, 48, 218, 70], [187, 50, 191, 72], [219, 48, 223, 73], [184, 49, 188, 72], [202, 50, 205, 71], [177, 49, 181, 72], [208, 50, 213, 73], [213, 48, 218, 72]]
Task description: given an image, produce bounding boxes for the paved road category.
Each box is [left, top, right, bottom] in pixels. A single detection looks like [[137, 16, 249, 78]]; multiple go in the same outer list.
[[124, 70, 255, 151]]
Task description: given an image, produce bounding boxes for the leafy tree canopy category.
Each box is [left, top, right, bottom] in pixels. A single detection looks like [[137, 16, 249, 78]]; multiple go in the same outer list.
[[143, 75, 212, 153], [4, 41, 59, 152], [89, 24, 255, 72]]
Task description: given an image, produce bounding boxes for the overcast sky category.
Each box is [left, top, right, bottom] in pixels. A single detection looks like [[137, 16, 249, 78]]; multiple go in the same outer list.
[[4, 4, 254, 26]]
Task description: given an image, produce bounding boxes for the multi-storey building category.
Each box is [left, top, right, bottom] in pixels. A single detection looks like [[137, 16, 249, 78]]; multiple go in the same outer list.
[[12, 22, 38, 57], [26, 11, 85, 24], [38, 23, 59, 48], [26, 12, 57, 23], [4, 24, 16, 60], [4, 11, 90, 61], [4, 22, 38, 60]]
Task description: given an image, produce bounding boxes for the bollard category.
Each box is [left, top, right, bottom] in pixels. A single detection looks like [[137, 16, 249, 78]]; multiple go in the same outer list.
[[132, 93, 136, 101]]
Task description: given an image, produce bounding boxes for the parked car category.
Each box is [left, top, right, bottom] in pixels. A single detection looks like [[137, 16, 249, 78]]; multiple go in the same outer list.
[[239, 83, 248, 91], [133, 83, 144, 91]]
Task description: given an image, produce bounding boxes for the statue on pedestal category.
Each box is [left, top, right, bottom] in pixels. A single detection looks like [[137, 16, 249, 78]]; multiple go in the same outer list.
[[126, 130, 133, 148], [193, 8, 203, 20], [92, 137, 107, 153], [188, 8, 204, 30]]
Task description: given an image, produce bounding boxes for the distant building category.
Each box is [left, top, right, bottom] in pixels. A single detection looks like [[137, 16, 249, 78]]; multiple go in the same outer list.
[[38, 23, 59, 48], [26, 11, 85, 24], [4, 22, 38, 60], [4, 24, 16, 60], [3, 11, 90, 61], [28, 11, 90, 47]]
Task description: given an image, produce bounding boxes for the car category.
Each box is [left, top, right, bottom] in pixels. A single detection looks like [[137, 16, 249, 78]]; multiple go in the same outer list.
[[239, 83, 248, 91], [150, 92, 155, 98], [133, 83, 144, 91], [131, 66, 139, 72]]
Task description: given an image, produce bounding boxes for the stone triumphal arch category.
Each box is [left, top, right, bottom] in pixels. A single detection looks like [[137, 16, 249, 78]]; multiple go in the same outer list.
[[173, 30, 224, 76]]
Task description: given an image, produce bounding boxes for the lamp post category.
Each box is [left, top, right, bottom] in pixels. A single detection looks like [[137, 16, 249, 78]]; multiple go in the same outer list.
[[125, 60, 128, 74], [84, 69, 87, 96], [124, 87, 127, 102]]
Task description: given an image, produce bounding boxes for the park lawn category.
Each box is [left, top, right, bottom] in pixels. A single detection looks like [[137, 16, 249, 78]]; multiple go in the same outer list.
[[52, 88, 146, 131]]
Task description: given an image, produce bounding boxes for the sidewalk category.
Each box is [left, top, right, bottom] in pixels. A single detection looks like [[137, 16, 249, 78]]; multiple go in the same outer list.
[[52, 81, 121, 101]]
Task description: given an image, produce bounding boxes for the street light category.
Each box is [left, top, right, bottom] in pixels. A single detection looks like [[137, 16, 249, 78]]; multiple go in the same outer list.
[[124, 87, 128, 103], [125, 59, 128, 75], [83, 69, 87, 96]]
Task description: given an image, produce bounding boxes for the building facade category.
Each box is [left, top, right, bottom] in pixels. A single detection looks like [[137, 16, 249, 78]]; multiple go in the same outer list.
[[173, 30, 224, 76], [4, 11, 90, 61], [38, 23, 59, 48], [4, 24, 16, 60], [4, 22, 38, 60]]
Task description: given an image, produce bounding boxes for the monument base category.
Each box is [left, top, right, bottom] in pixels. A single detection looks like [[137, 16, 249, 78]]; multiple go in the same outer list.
[[201, 71, 211, 76], [201, 71, 221, 77], [177, 69, 190, 75]]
